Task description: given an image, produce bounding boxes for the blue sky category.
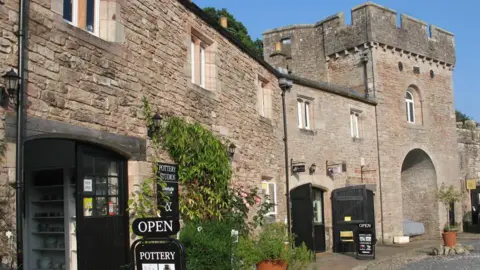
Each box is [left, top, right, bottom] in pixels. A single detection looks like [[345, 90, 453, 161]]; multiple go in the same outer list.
[[195, 0, 479, 120]]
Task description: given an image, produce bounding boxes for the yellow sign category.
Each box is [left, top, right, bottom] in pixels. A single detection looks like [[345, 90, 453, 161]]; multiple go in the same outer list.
[[84, 197, 93, 217], [466, 179, 477, 190], [344, 216, 351, 222]]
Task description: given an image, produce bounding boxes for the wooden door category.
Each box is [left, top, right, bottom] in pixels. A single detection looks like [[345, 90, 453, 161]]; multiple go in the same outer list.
[[75, 144, 128, 270]]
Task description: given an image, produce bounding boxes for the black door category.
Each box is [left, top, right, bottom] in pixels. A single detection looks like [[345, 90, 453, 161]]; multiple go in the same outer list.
[[312, 188, 326, 252], [291, 184, 314, 250], [76, 144, 128, 270], [331, 185, 375, 253]]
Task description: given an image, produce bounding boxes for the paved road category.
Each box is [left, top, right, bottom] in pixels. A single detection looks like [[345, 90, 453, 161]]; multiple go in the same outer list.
[[399, 240, 480, 270]]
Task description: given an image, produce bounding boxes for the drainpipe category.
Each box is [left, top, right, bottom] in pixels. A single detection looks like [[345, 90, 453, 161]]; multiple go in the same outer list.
[[279, 77, 293, 240], [16, 0, 27, 266]]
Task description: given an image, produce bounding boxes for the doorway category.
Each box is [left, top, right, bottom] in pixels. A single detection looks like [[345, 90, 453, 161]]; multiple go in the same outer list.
[[24, 139, 129, 270], [291, 184, 326, 252]]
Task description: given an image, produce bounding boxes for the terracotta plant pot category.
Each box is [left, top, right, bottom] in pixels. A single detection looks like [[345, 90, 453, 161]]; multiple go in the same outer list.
[[256, 260, 288, 270], [442, 231, 457, 247]]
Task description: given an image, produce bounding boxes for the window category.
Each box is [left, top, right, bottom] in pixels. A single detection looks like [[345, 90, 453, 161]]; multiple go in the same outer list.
[[350, 111, 359, 138], [190, 32, 215, 90], [297, 99, 312, 129], [258, 77, 272, 118], [281, 38, 291, 45], [405, 91, 415, 123], [63, 0, 100, 35], [313, 190, 323, 224], [261, 181, 277, 216]]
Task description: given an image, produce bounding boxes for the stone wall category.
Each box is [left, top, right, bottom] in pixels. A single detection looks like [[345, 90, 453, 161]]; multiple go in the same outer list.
[[0, 0, 287, 257], [285, 81, 380, 249], [457, 122, 480, 220]]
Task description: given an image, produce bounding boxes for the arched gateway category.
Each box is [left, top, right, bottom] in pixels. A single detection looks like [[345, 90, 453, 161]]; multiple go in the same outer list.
[[401, 149, 439, 237]]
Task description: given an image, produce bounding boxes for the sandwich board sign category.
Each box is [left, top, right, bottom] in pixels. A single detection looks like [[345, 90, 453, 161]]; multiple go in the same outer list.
[[135, 242, 183, 270]]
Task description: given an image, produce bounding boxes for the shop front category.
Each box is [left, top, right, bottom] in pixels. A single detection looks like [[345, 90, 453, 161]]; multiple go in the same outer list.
[[6, 115, 147, 270]]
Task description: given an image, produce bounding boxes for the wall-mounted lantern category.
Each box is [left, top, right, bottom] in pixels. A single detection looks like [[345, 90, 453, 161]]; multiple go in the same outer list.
[[227, 143, 236, 158], [147, 113, 163, 138], [309, 163, 316, 175], [1, 69, 20, 106]]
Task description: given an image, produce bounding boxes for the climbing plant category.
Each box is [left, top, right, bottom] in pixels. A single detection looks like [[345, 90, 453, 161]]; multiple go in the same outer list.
[[140, 98, 269, 226]]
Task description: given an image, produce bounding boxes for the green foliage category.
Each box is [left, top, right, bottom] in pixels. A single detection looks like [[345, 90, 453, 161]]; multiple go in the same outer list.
[[180, 220, 235, 270], [437, 183, 462, 232], [456, 109, 471, 123], [203, 7, 263, 58], [235, 223, 312, 269]]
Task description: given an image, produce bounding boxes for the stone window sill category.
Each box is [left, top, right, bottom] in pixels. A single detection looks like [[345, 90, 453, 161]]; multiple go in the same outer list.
[[55, 16, 123, 56], [405, 123, 425, 130], [299, 128, 316, 135], [188, 82, 218, 101], [259, 116, 273, 125]]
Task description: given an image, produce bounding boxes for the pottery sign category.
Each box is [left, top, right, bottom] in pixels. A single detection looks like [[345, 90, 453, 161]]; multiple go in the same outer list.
[[135, 242, 183, 270]]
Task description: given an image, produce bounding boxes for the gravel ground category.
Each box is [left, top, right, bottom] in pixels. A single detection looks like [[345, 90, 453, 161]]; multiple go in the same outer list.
[[365, 240, 480, 270]]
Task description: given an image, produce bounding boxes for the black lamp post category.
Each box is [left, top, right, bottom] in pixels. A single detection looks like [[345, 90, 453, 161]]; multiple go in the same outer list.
[[1, 68, 20, 105], [147, 113, 163, 138]]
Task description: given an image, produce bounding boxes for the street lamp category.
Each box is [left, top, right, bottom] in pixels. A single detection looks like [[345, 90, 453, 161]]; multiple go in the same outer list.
[[1, 69, 20, 105]]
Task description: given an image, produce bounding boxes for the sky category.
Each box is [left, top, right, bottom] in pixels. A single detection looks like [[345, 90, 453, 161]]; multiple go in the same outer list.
[[195, 0, 479, 120]]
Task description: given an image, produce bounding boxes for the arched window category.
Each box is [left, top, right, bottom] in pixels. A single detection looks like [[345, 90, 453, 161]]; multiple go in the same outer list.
[[405, 91, 415, 123]]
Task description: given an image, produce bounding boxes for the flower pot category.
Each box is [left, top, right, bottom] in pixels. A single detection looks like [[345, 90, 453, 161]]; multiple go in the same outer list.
[[442, 231, 457, 247], [256, 260, 287, 270]]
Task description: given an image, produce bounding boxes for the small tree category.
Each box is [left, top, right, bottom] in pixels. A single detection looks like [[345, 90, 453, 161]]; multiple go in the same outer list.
[[437, 183, 462, 232]]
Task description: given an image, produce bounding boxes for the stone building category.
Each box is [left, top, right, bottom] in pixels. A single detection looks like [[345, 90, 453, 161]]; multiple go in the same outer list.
[[0, 0, 290, 268], [264, 1, 459, 245], [0, 0, 463, 267]]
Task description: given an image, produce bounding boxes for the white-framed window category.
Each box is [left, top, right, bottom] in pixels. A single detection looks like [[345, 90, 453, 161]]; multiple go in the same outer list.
[[200, 45, 206, 88], [405, 91, 415, 123], [191, 40, 195, 84], [63, 0, 100, 35], [190, 33, 214, 90], [257, 77, 272, 118], [350, 111, 360, 138], [261, 181, 277, 216], [297, 99, 312, 129]]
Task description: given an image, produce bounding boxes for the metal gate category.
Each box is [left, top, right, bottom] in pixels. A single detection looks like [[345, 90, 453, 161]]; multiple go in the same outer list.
[[332, 185, 375, 253]]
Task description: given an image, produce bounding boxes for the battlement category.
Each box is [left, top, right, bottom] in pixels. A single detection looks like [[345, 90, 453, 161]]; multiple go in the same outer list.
[[263, 2, 455, 65]]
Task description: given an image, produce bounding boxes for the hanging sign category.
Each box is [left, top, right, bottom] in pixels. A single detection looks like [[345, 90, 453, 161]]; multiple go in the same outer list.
[[157, 163, 179, 220], [136, 242, 182, 270], [466, 179, 476, 190], [132, 218, 180, 238]]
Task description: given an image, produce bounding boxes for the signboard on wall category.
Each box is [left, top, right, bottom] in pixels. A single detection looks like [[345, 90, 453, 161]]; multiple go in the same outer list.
[[157, 163, 179, 220], [466, 179, 477, 190]]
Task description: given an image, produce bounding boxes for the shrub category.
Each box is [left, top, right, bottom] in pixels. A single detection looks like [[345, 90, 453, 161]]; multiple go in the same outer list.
[[180, 219, 236, 270]]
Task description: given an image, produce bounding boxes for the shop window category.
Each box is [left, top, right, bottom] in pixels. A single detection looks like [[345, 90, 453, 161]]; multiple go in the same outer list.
[[83, 156, 120, 217], [63, 0, 100, 35], [261, 181, 277, 216], [258, 76, 272, 119], [297, 99, 312, 129]]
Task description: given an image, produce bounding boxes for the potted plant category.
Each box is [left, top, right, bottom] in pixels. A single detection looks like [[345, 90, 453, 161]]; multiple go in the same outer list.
[[235, 222, 311, 270], [437, 183, 462, 247]]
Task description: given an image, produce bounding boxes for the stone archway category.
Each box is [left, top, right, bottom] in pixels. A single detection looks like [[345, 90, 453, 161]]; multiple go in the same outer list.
[[401, 149, 439, 238]]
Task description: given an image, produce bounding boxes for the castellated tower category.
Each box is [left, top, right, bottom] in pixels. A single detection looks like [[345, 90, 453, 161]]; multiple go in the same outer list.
[[264, 2, 459, 242]]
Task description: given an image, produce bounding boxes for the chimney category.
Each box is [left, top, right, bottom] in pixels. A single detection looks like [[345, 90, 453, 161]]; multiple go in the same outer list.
[[220, 16, 228, 28]]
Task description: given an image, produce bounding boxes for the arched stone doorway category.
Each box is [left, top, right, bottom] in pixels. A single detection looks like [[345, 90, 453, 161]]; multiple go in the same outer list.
[[401, 149, 438, 237]]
